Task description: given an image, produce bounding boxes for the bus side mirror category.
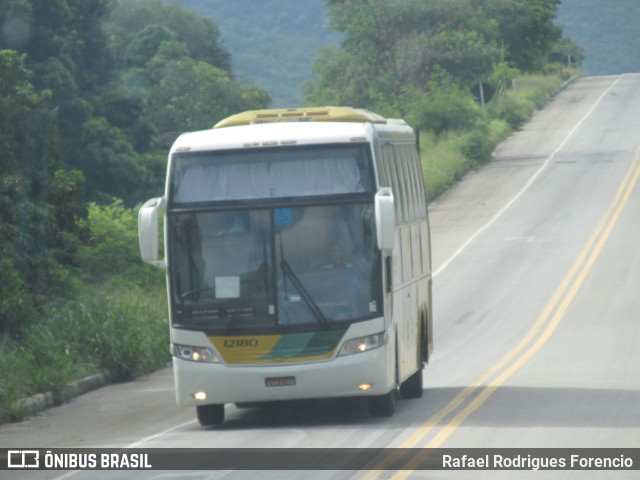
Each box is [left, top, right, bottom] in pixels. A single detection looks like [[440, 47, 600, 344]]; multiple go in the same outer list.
[[375, 187, 395, 252], [138, 197, 166, 269]]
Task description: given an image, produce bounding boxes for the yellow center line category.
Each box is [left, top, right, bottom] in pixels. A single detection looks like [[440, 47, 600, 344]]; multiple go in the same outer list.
[[424, 148, 640, 444], [364, 147, 640, 479], [394, 148, 640, 476]]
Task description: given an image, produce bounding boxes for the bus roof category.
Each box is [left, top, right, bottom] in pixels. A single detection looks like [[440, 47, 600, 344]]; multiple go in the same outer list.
[[213, 107, 387, 128], [171, 108, 413, 153]]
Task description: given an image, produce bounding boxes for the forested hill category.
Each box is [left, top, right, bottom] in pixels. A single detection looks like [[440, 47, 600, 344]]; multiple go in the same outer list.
[[177, 0, 640, 105], [557, 0, 640, 76], [174, 0, 338, 107]]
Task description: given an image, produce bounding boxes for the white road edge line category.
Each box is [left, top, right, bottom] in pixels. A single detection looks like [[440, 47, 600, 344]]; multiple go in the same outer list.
[[51, 419, 198, 480], [432, 75, 623, 279], [125, 418, 199, 448]]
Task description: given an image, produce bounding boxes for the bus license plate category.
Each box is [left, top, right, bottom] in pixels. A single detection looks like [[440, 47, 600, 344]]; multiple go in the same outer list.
[[265, 376, 296, 387]]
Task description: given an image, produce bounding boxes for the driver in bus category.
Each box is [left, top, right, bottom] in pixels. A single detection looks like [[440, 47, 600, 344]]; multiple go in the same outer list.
[[319, 243, 353, 269]]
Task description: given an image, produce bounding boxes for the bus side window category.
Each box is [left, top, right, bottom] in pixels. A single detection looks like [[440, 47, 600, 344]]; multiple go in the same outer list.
[[383, 144, 404, 224]]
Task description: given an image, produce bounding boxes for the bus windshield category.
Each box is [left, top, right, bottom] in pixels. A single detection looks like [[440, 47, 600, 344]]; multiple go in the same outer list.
[[169, 202, 382, 330], [168, 143, 381, 331]]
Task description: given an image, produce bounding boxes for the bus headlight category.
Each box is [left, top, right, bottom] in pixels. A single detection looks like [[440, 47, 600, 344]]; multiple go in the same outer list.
[[339, 333, 386, 356], [172, 344, 220, 363]]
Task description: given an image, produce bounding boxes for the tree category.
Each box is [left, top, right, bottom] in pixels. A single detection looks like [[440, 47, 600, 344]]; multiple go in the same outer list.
[[79, 116, 145, 204], [1, 0, 269, 206], [307, 0, 500, 116], [105, 0, 231, 72], [145, 57, 270, 134], [124, 24, 177, 68], [486, 0, 562, 72], [0, 0, 118, 202], [100, 0, 269, 201], [307, 0, 564, 131], [0, 50, 86, 333], [402, 70, 484, 134]]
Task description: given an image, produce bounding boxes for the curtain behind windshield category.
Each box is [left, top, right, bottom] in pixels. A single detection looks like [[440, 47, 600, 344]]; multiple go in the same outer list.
[[172, 146, 370, 203]]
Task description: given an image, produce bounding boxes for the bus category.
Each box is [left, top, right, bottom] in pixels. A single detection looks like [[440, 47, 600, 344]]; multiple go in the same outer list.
[[138, 107, 433, 426]]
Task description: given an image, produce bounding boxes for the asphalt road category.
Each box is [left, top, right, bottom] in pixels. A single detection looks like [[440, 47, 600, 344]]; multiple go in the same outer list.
[[2, 74, 639, 480]]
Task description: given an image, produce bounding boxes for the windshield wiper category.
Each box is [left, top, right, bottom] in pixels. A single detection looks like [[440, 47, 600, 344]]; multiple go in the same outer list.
[[179, 287, 214, 301], [280, 260, 328, 325]]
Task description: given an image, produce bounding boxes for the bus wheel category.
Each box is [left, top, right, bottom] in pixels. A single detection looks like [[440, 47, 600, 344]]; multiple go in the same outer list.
[[196, 404, 225, 426], [369, 389, 396, 417], [400, 367, 423, 399]]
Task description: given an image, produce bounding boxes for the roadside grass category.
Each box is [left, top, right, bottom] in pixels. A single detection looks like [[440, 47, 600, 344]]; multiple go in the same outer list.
[[0, 285, 169, 424], [421, 118, 512, 200], [421, 73, 566, 199], [56, 286, 169, 382], [0, 200, 168, 425]]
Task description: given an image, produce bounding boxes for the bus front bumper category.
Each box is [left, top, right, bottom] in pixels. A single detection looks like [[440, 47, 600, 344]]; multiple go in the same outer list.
[[173, 345, 394, 407]]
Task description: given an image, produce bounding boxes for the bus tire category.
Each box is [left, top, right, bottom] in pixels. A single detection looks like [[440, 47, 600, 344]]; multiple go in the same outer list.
[[399, 366, 423, 399], [369, 389, 396, 417], [196, 404, 225, 426]]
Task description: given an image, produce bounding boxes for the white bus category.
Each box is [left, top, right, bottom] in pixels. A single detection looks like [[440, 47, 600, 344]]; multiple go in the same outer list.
[[139, 107, 433, 426]]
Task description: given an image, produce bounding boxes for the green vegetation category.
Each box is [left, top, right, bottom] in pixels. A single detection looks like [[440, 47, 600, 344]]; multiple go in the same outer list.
[[306, 0, 576, 200], [1, 0, 269, 207], [420, 75, 564, 200], [0, 0, 267, 424], [0, 200, 167, 423], [176, 0, 340, 107], [0, 0, 580, 424], [175, 0, 638, 111]]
